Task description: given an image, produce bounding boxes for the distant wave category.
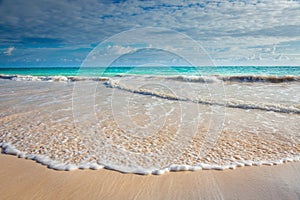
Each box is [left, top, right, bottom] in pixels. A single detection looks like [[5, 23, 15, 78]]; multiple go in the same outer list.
[[1, 74, 299, 114], [0, 74, 109, 82], [219, 75, 300, 83], [104, 79, 300, 114], [167, 75, 300, 83], [166, 75, 217, 83], [1, 74, 299, 83]]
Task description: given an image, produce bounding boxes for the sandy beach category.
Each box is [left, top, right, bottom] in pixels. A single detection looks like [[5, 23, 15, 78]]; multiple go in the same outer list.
[[1, 0, 300, 199], [1, 153, 300, 200], [1, 77, 300, 199]]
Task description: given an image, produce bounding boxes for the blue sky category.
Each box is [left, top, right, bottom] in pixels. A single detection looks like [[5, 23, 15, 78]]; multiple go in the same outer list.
[[0, 0, 299, 67]]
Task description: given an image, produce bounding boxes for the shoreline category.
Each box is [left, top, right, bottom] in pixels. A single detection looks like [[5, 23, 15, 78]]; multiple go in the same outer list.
[[1, 78, 300, 175], [2, 142, 300, 174], [1, 153, 300, 200]]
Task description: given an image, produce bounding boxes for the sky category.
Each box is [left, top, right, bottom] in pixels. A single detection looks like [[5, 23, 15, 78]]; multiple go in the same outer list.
[[0, 0, 299, 67]]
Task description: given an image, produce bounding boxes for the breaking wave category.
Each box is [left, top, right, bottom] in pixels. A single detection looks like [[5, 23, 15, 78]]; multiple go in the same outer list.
[[104, 78, 300, 114], [1, 74, 299, 83]]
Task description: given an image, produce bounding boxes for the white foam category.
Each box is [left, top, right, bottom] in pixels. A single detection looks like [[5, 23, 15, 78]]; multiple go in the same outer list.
[[0, 74, 109, 82], [78, 163, 91, 169], [170, 164, 192, 171], [3, 145, 21, 155], [103, 77, 300, 114], [1, 142, 300, 175], [152, 167, 172, 175], [65, 164, 79, 171], [243, 161, 254, 166], [90, 163, 104, 170]]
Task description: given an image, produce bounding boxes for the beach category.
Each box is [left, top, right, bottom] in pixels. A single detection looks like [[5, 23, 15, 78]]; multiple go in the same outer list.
[[1, 0, 300, 198], [1, 75, 300, 172], [0, 71, 300, 199], [1, 153, 300, 200]]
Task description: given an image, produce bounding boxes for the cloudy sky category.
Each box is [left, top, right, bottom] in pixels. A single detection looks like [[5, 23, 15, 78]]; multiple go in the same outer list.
[[0, 0, 299, 66]]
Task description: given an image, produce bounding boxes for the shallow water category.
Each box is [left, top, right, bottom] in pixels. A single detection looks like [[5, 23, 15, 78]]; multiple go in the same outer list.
[[0, 75, 300, 174]]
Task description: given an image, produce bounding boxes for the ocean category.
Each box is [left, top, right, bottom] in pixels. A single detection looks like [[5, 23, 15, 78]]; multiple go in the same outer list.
[[1, 66, 300, 77], [0, 66, 300, 174]]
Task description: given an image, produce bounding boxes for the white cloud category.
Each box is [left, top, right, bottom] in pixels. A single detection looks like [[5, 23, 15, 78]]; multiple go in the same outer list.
[[0, 0, 299, 65], [106, 45, 137, 55], [4, 46, 15, 56]]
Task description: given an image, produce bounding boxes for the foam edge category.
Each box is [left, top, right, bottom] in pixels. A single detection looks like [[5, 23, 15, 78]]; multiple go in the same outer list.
[[1, 142, 300, 175]]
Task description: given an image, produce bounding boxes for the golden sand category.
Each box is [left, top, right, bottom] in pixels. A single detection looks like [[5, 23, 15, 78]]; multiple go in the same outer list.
[[1, 153, 300, 200]]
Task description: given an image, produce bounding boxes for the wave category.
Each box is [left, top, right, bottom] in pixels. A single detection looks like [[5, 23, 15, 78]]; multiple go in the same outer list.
[[0, 74, 108, 82], [1, 74, 300, 83], [104, 79, 300, 114], [2, 74, 299, 114], [219, 75, 300, 83], [166, 75, 217, 83], [167, 75, 300, 83], [1, 142, 300, 175]]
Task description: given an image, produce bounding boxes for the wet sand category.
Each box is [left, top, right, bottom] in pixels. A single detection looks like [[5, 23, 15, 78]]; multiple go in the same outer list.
[[1, 153, 300, 200]]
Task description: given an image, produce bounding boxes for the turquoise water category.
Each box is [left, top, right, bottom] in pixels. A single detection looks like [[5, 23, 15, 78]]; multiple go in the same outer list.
[[0, 66, 300, 76]]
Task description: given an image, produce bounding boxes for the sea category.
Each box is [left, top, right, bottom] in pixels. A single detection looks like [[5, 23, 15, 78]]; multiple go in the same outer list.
[[0, 66, 300, 77], [0, 66, 300, 175]]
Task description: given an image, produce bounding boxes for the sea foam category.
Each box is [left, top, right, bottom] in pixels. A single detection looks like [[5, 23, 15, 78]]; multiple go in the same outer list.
[[0, 75, 300, 175], [1, 74, 300, 83], [1, 142, 300, 175]]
